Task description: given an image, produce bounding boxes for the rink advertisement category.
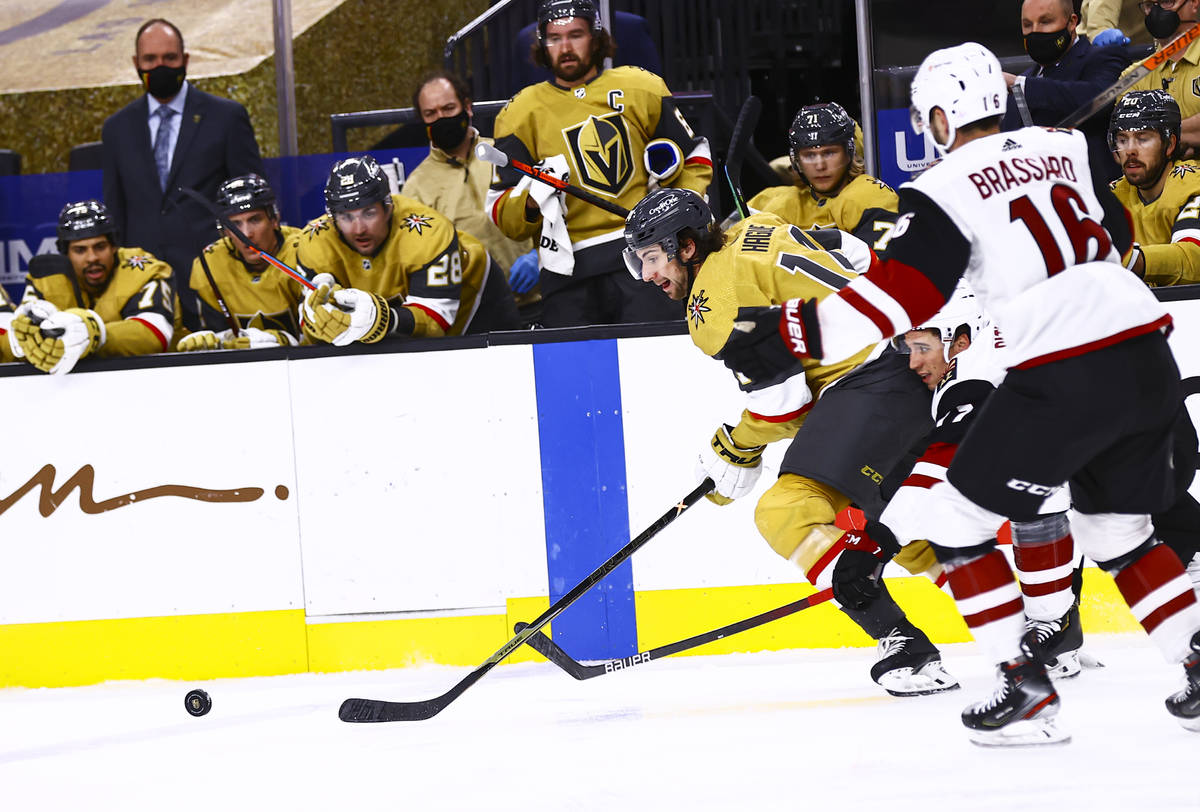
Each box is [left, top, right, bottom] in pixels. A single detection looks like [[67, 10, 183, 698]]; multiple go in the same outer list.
[[0, 295, 1197, 687]]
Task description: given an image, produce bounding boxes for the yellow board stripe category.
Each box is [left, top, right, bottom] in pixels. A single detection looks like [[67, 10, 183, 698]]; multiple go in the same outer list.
[[0, 572, 1141, 689]]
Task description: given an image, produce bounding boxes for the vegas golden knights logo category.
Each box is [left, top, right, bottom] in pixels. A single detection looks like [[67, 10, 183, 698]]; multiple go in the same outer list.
[[563, 112, 634, 196]]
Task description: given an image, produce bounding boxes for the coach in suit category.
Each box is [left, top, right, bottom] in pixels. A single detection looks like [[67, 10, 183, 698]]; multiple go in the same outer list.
[[101, 19, 264, 328], [1001, 0, 1133, 182]]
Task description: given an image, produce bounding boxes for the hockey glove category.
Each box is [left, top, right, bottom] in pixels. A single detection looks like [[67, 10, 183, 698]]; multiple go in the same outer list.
[[718, 298, 821, 382], [696, 424, 766, 506], [509, 249, 540, 294], [644, 138, 684, 191], [23, 307, 105, 375], [222, 327, 298, 349], [9, 298, 57, 360], [301, 273, 347, 343], [176, 330, 224, 352], [831, 521, 900, 609]]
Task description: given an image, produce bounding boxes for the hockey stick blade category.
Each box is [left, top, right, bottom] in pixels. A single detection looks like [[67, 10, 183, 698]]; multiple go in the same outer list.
[[1058, 25, 1200, 128], [517, 587, 834, 680], [338, 479, 714, 723], [177, 186, 316, 291], [475, 142, 630, 218], [726, 96, 762, 219]]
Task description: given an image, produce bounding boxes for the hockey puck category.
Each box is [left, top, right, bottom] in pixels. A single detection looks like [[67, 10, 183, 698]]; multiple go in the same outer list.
[[185, 689, 212, 717]]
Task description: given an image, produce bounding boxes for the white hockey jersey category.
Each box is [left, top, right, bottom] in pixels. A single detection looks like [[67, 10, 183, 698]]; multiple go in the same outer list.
[[815, 126, 1171, 368]]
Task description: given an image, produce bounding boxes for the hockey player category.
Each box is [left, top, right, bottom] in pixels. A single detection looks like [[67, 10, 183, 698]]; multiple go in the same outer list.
[[176, 174, 305, 351], [623, 187, 959, 698], [873, 286, 1087, 680], [487, 0, 712, 327], [296, 155, 493, 343], [7, 199, 174, 374], [1109, 90, 1200, 286], [717, 42, 1200, 744], [747, 102, 899, 246]]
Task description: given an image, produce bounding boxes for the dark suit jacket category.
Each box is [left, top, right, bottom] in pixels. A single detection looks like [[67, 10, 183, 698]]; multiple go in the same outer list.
[[1002, 35, 1132, 182], [101, 85, 264, 323]]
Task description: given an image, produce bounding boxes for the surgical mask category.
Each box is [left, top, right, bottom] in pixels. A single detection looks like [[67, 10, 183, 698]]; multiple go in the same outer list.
[[1024, 28, 1072, 66], [427, 110, 470, 153], [1146, 5, 1181, 39], [139, 64, 186, 100]]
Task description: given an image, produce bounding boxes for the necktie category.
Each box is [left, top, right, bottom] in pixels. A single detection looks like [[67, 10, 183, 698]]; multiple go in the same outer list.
[[153, 106, 176, 191]]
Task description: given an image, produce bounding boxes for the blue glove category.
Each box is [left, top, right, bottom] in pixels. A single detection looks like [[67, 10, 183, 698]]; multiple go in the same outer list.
[[509, 250, 539, 294], [1092, 28, 1129, 47]]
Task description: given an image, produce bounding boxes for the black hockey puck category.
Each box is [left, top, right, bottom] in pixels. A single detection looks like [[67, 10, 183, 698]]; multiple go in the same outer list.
[[185, 689, 212, 717]]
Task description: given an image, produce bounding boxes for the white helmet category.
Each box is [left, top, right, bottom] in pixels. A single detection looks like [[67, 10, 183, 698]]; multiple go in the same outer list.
[[910, 43, 1006, 155], [898, 281, 988, 362]]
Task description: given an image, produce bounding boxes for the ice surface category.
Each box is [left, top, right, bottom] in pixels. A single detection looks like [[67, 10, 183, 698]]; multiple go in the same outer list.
[[0, 635, 1194, 811]]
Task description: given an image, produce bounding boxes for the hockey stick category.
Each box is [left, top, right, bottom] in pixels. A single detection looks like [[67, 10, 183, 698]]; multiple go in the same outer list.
[[516, 587, 834, 680], [725, 96, 762, 219], [177, 187, 315, 291], [196, 250, 241, 337], [338, 478, 715, 723], [475, 142, 631, 218], [1058, 25, 1200, 128]]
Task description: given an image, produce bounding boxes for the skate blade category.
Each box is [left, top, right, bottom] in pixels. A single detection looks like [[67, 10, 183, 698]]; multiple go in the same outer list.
[[878, 663, 961, 697], [968, 717, 1071, 747], [1176, 715, 1200, 732]]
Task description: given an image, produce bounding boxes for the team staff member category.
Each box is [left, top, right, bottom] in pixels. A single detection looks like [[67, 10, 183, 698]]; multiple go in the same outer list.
[[403, 70, 528, 331], [176, 174, 305, 351], [1120, 0, 1200, 156], [747, 103, 899, 246], [622, 188, 958, 698], [488, 0, 712, 327], [8, 200, 174, 374], [1109, 90, 1200, 284], [297, 155, 485, 344]]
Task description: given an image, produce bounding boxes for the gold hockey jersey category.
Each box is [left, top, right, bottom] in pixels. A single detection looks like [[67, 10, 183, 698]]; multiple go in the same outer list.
[[688, 212, 875, 449], [746, 174, 899, 248], [489, 66, 712, 277], [21, 247, 174, 357], [186, 225, 305, 339], [1111, 160, 1200, 286], [296, 194, 487, 337]]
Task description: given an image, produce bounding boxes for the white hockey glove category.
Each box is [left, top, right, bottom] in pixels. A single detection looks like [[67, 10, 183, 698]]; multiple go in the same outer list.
[[644, 138, 684, 191], [696, 424, 766, 506], [176, 330, 226, 352], [23, 307, 105, 375], [222, 327, 298, 349], [9, 298, 57, 360]]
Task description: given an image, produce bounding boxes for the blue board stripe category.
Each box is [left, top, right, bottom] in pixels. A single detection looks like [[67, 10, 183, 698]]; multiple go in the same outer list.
[[532, 339, 636, 659]]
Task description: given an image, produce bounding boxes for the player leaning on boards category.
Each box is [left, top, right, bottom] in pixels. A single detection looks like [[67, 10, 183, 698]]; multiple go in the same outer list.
[[296, 155, 490, 344], [622, 188, 958, 698], [176, 174, 305, 351], [747, 102, 899, 246], [487, 0, 712, 327], [6, 200, 174, 374], [719, 42, 1200, 745], [1109, 89, 1200, 285]]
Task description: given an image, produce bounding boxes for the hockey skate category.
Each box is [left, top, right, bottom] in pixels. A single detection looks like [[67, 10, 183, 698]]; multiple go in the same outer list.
[[1022, 604, 1084, 679], [962, 652, 1069, 746], [870, 624, 959, 697], [1165, 632, 1200, 732]]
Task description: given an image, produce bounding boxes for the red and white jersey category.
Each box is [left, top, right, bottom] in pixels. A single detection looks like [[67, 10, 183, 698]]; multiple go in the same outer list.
[[816, 126, 1171, 368]]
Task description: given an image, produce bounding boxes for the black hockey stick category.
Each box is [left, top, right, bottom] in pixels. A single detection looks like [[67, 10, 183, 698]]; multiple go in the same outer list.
[[725, 96, 762, 219], [475, 142, 630, 218], [1057, 25, 1200, 128], [338, 478, 715, 723], [177, 187, 315, 291], [196, 250, 240, 337], [516, 587, 834, 680]]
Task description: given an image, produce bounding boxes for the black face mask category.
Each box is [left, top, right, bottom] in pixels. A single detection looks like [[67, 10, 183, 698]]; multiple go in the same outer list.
[[1146, 5, 1181, 39], [139, 64, 186, 100], [427, 110, 471, 153], [1024, 28, 1072, 66]]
